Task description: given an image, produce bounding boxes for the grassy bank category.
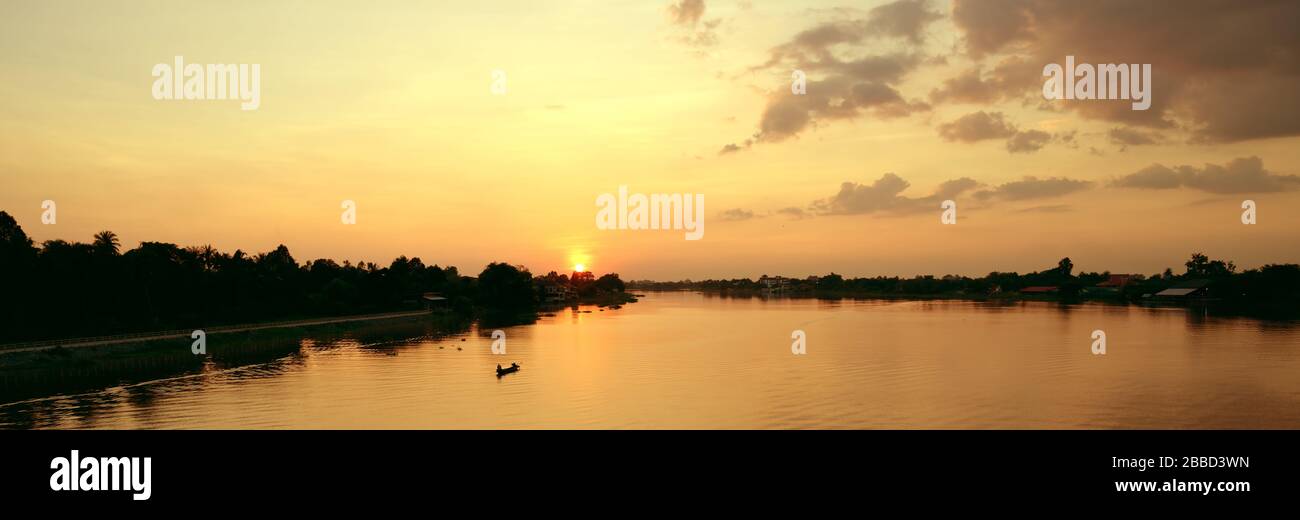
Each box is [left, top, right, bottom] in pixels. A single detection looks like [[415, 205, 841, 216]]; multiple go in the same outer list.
[[0, 312, 472, 404]]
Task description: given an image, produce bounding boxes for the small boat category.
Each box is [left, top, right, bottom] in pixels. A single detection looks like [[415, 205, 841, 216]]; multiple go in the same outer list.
[[496, 362, 520, 377]]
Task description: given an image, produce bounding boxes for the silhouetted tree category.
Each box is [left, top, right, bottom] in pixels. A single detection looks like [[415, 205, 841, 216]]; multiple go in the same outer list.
[[816, 273, 845, 292], [594, 273, 625, 293], [1185, 252, 1236, 278], [0, 212, 577, 342], [92, 231, 120, 256], [0, 212, 39, 337], [476, 262, 535, 309], [1057, 257, 1074, 278]]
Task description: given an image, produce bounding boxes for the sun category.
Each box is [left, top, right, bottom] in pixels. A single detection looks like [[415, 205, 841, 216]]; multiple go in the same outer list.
[[574, 263, 586, 272]]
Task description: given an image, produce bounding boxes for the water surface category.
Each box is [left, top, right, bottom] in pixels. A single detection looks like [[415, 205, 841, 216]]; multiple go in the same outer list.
[[3, 292, 1299, 428]]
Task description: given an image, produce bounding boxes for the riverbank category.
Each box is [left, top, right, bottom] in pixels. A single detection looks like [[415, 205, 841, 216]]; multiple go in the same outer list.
[[0, 310, 440, 355], [0, 288, 644, 369], [0, 311, 473, 404], [577, 291, 639, 307], [0, 292, 649, 401]]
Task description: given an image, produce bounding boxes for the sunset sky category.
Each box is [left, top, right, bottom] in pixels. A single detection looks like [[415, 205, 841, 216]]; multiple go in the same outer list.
[[2, 0, 1298, 280]]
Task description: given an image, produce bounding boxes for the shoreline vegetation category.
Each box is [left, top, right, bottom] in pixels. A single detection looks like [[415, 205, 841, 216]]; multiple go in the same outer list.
[[628, 254, 1300, 320], [0, 210, 634, 370], [0, 202, 638, 403], [0, 312, 472, 406]]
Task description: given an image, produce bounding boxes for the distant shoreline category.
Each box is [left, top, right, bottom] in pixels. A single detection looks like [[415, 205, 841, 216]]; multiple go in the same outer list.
[[626, 254, 1300, 321], [629, 287, 1299, 320]]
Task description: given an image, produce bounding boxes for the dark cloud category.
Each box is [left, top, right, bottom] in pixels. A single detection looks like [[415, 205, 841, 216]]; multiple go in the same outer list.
[[951, 0, 1035, 59], [667, 0, 706, 26], [928, 57, 1039, 104], [811, 174, 914, 215], [731, 1, 939, 146], [758, 20, 870, 68], [929, 68, 999, 104], [937, 111, 1017, 143], [1112, 164, 1183, 189], [718, 141, 749, 155], [718, 208, 755, 221], [809, 173, 980, 215], [679, 24, 720, 47], [949, 0, 1300, 142], [1055, 129, 1078, 148], [864, 0, 942, 43], [932, 177, 981, 200], [751, 172, 1092, 219], [1015, 204, 1073, 213], [938, 111, 1063, 153], [755, 73, 930, 143], [775, 207, 808, 219], [1005, 129, 1052, 154], [714, 206, 808, 221], [1107, 126, 1162, 149], [1111, 156, 1300, 194], [667, 0, 721, 48], [973, 176, 1093, 201]]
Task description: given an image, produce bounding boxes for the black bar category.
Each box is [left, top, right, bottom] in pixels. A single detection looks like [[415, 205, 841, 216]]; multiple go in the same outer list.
[[1, 431, 1289, 508]]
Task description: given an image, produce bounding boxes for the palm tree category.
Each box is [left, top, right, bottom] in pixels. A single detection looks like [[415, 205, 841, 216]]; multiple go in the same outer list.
[[1057, 257, 1074, 277], [92, 230, 120, 256], [187, 244, 221, 272]]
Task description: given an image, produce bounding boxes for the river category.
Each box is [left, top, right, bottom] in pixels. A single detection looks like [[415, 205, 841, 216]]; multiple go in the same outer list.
[[3, 291, 1298, 428]]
